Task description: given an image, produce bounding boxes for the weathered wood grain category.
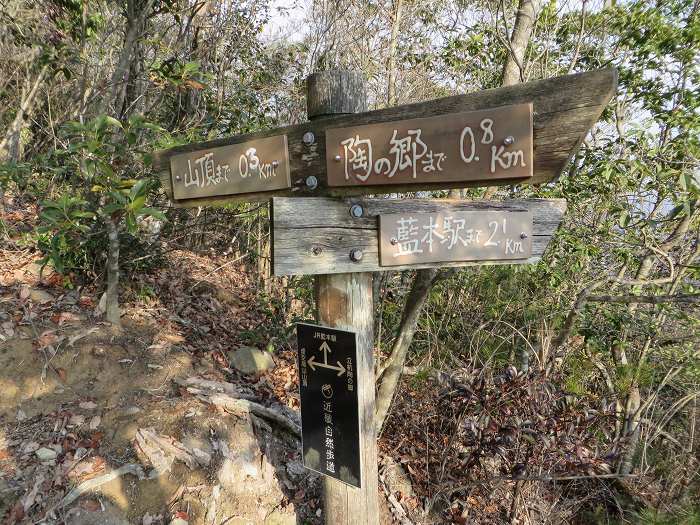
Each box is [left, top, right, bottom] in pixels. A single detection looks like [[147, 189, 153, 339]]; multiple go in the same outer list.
[[272, 197, 567, 276], [316, 273, 379, 525], [310, 70, 380, 525], [307, 71, 368, 118], [155, 68, 617, 207]]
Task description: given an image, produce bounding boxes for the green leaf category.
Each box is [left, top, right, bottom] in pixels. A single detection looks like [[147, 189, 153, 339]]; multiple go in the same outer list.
[[139, 207, 166, 220], [129, 179, 147, 199], [130, 195, 146, 212]]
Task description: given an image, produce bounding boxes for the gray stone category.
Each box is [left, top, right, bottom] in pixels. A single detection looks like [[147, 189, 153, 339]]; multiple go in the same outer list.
[[228, 346, 275, 375], [35, 447, 57, 461]]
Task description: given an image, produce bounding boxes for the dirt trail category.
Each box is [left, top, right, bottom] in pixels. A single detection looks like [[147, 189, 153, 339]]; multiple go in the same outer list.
[[0, 250, 321, 524]]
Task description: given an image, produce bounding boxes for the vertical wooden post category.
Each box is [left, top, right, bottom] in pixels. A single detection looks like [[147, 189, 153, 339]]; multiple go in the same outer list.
[[308, 71, 379, 525]]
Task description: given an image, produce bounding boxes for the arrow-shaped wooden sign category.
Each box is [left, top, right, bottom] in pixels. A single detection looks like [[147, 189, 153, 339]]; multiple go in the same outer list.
[[155, 68, 617, 207]]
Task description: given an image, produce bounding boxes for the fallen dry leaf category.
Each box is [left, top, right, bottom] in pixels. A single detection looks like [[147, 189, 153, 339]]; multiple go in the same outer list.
[[68, 456, 107, 482], [78, 296, 94, 308], [36, 330, 60, 349], [55, 368, 67, 382]]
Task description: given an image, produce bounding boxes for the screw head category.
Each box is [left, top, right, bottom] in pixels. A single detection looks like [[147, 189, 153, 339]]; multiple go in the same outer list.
[[272, 160, 279, 168], [175, 175, 181, 181], [302, 131, 315, 145], [349, 249, 363, 262], [311, 246, 322, 256], [520, 232, 528, 239], [349, 204, 363, 218], [504, 135, 515, 146], [390, 238, 398, 245], [334, 155, 342, 162], [305, 175, 318, 190]]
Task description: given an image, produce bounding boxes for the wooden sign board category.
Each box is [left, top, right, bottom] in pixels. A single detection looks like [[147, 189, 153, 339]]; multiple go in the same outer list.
[[272, 197, 566, 276], [378, 210, 532, 266], [326, 104, 533, 187], [155, 69, 617, 207], [297, 322, 362, 488], [169, 135, 291, 200]]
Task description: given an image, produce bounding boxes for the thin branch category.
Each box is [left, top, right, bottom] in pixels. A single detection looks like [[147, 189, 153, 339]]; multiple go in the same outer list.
[[587, 294, 700, 304]]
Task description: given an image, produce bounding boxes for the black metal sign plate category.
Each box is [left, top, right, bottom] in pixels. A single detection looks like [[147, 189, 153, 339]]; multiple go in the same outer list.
[[296, 322, 361, 487]]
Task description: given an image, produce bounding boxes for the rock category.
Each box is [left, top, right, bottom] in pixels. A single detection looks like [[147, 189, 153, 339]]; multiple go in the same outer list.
[[169, 519, 188, 525], [35, 447, 57, 462], [26, 262, 55, 279], [79, 401, 98, 410], [228, 346, 275, 375], [124, 406, 141, 416], [383, 456, 415, 500], [29, 288, 54, 304], [23, 442, 39, 454]]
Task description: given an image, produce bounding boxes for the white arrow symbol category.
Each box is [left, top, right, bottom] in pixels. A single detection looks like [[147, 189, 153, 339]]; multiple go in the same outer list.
[[320, 341, 331, 362], [307, 355, 346, 376]]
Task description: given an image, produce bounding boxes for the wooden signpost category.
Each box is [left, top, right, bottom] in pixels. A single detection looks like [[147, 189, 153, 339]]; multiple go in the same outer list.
[[157, 68, 617, 525]]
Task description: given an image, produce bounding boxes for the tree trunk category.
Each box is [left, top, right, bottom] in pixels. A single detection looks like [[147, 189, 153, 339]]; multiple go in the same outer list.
[[105, 216, 122, 328], [501, 0, 542, 86], [0, 64, 48, 163], [386, 0, 404, 106], [104, 0, 153, 116], [484, 0, 541, 208], [375, 268, 439, 431]]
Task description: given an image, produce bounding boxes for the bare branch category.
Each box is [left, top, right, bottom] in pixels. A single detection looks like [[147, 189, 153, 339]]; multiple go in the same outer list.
[[587, 294, 700, 304]]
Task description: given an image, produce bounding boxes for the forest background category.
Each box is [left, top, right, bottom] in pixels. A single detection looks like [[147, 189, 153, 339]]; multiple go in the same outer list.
[[0, 0, 698, 523]]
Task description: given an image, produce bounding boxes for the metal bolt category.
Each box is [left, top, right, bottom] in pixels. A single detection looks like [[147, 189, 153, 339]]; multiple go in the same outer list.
[[520, 232, 528, 239], [305, 175, 318, 190], [349, 204, 363, 218], [390, 238, 398, 245], [175, 175, 181, 181], [349, 249, 363, 262], [334, 155, 342, 162], [312, 246, 322, 256], [302, 131, 315, 145], [504, 135, 515, 146], [272, 160, 279, 168]]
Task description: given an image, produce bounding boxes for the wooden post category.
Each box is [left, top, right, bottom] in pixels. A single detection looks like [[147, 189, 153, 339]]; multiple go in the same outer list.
[[308, 71, 379, 525]]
